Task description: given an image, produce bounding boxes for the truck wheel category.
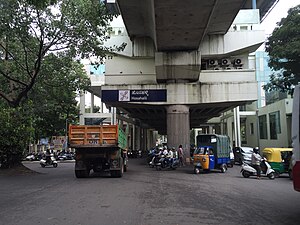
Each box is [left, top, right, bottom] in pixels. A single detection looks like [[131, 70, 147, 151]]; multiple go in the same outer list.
[[111, 162, 124, 178], [75, 169, 90, 178], [111, 169, 123, 178], [75, 170, 84, 178]]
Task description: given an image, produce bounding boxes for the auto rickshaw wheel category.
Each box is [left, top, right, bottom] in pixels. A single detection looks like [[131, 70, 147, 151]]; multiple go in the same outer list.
[[274, 171, 280, 178], [220, 164, 227, 173], [194, 167, 200, 174]]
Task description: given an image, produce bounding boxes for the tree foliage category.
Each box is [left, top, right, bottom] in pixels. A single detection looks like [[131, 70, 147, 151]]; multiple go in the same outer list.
[[264, 4, 300, 94], [0, 104, 34, 168], [0, 54, 89, 168], [0, 0, 124, 107], [29, 54, 90, 140], [0, 0, 123, 167]]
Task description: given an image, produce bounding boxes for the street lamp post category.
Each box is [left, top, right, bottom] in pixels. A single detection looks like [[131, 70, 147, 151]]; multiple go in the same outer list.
[[65, 118, 71, 151]]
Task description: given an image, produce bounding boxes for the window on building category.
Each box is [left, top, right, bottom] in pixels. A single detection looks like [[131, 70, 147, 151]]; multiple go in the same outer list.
[[223, 122, 227, 136], [269, 111, 281, 139], [241, 118, 247, 144], [239, 104, 246, 111], [259, 115, 267, 139], [250, 123, 254, 135]]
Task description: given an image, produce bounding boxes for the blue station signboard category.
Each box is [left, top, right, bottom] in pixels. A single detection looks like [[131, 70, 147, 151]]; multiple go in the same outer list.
[[102, 89, 167, 102]]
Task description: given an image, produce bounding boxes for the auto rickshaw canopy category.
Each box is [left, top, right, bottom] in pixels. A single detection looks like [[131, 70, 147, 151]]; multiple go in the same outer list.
[[262, 148, 293, 162]]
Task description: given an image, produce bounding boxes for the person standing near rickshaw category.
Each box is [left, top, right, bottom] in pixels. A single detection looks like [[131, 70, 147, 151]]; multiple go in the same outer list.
[[178, 145, 185, 167]]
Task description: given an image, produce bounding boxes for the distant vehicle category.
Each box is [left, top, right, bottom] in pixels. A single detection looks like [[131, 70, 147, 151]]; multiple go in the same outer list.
[[58, 152, 74, 160], [262, 148, 293, 178], [40, 156, 58, 168], [128, 150, 138, 158], [232, 146, 253, 165], [25, 154, 36, 161]]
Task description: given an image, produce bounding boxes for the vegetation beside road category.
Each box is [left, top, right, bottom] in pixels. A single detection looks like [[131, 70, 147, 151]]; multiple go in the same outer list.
[[265, 4, 300, 95], [0, 0, 124, 169]]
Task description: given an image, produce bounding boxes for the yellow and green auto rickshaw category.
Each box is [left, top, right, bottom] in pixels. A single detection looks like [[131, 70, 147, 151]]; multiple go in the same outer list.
[[262, 148, 293, 178]]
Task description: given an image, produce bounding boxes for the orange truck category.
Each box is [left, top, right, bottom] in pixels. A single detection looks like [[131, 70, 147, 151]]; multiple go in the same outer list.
[[68, 125, 128, 178]]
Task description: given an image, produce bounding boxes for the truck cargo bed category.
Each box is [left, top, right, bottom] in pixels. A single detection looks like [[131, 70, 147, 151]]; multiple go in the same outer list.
[[68, 125, 127, 149]]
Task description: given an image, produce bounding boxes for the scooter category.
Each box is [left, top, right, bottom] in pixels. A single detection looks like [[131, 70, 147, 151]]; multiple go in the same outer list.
[[149, 153, 160, 168], [240, 158, 275, 179], [40, 156, 58, 168], [155, 156, 179, 170]]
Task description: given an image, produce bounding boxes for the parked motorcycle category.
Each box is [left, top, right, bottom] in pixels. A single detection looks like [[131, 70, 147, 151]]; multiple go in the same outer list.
[[40, 156, 58, 168], [240, 158, 275, 179]]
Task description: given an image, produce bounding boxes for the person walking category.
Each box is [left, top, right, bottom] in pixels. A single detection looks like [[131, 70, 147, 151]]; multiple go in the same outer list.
[[178, 145, 185, 167], [251, 147, 262, 179]]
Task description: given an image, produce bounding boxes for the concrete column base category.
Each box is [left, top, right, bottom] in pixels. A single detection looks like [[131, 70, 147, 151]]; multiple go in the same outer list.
[[166, 105, 190, 163]]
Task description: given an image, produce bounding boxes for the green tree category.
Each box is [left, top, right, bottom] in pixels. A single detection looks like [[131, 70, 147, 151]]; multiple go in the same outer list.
[[29, 54, 90, 140], [0, 104, 34, 168], [0, 0, 124, 168], [0, 0, 124, 107], [0, 53, 89, 168], [264, 4, 300, 94]]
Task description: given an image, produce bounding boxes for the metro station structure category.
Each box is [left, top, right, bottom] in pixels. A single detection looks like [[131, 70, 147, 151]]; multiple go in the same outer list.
[[79, 0, 279, 161]]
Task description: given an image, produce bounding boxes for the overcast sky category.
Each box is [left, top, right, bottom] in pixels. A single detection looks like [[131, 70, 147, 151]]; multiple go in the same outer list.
[[261, 0, 300, 35]]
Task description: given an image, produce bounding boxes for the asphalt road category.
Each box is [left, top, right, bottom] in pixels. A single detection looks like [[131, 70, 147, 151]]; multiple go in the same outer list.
[[0, 159, 300, 225]]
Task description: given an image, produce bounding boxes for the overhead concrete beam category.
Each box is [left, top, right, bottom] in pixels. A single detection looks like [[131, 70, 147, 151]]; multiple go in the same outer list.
[[155, 51, 201, 83]]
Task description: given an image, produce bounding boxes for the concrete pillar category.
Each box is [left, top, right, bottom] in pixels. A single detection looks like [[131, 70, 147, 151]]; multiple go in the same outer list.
[[142, 128, 147, 152], [234, 106, 241, 147], [79, 90, 85, 125], [135, 126, 141, 151], [90, 94, 94, 113], [148, 130, 157, 149], [166, 105, 190, 162], [132, 125, 136, 151], [111, 107, 117, 125], [209, 126, 213, 134]]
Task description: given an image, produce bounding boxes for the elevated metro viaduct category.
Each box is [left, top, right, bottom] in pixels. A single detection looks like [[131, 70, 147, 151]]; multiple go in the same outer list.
[[88, 0, 278, 161]]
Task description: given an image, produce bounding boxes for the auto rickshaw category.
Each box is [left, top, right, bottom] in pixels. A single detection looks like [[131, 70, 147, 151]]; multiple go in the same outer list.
[[262, 148, 293, 178], [193, 134, 231, 174]]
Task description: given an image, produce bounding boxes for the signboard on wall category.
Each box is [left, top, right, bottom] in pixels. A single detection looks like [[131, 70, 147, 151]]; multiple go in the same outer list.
[[102, 89, 167, 102]]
